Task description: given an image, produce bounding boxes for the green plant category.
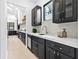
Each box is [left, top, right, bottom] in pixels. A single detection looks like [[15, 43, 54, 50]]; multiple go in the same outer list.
[[32, 28, 37, 33]]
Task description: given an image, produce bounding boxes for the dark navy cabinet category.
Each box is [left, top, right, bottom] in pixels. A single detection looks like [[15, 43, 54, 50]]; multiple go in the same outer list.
[[46, 40, 77, 59], [53, 0, 78, 23], [31, 6, 42, 26], [59, 53, 73, 59], [38, 43, 45, 59], [18, 32, 26, 45], [64, 0, 78, 22], [46, 46, 55, 59], [53, 0, 63, 23], [46, 47, 73, 59], [28, 35, 78, 59], [31, 36, 45, 59], [32, 40, 39, 57]]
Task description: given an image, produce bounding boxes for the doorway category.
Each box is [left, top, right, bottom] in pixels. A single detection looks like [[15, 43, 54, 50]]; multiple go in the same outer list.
[[7, 2, 27, 59]]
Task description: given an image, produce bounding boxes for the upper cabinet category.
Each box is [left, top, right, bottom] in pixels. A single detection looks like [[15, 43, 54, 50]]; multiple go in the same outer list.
[[32, 6, 42, 26], [53, 0, 78, 23], [53, 0, 63, 23], [64, 0, 78, 22]]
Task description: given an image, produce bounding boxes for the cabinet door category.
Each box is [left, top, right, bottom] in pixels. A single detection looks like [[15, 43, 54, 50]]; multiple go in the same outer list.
[[53, 0, 77, 23], [53, 0, 63, 23], [32, 8, 36, 26], [46, 46, 56, 59], [32, 41, 39, 57], [75, 49, 78, 59], [32, 6, 42, 26], [23, 34, 26, 45], [64, 0, 77, 22], [34, 8, 37, 25], [36, 7, 42, 25], [59, 53, 73, 59], [64, 0, 73, 22], [21, 33, 25, 45], [38, 44, 45, 59]]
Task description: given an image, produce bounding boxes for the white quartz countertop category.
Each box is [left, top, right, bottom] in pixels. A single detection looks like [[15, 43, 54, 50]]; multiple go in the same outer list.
[[27, 33, 78, 48]]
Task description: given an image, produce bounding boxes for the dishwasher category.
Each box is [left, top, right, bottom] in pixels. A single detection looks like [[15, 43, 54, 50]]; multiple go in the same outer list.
[[27, 34, 32, 50]]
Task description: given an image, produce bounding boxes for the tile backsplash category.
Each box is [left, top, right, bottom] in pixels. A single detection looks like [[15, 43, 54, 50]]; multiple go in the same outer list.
[[58, 22, 78, 39], [33, 21, 78, 39]]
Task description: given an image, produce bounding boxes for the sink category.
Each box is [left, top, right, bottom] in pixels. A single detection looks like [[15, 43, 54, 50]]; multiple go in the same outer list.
[[39, 34, 45, 35]]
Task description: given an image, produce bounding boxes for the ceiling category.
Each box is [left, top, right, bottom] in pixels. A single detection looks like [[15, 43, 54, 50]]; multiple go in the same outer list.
[[7, 0, 39, 17], [26, 0, 38, 3], [7, 3, 26, 17]]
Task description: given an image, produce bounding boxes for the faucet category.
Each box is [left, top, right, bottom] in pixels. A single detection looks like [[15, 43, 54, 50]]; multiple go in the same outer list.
[[42, 26, 48, 34]]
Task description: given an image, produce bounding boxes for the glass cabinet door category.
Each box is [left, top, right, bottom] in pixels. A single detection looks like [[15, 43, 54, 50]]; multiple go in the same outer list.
[[65, 0, 73, 19], [53, 0, 63, 23], [64, 0, 77, 22]]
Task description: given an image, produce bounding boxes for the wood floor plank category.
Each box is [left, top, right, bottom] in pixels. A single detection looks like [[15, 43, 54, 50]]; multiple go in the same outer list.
[[8, 36, 38, 59]]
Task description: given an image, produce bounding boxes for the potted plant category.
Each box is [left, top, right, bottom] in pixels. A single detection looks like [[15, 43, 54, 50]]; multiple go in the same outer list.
[[32, 28, 37, 33]]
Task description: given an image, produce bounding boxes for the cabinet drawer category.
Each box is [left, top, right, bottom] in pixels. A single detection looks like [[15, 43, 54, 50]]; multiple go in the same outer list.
[[32, 36, 45, 44], [38, 38, 45, 45], [32, 41, 38, 47], [32, 45, 39, 57], [46, 40, 75, 58]]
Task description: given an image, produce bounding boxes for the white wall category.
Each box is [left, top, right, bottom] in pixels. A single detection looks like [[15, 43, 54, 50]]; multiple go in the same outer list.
[[31, 0, 78, 39], [26, 8, 33, 33], [17, 6, 26, 24], [0, 0, 7, 59], [17, 7, 26, 30], [20, 24, 26, 30]]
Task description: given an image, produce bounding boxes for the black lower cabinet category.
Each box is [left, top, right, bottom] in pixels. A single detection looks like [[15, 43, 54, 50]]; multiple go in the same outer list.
[[75, 48, 78, 59], [46, 46, 55, 59], [38, 43, 45, 59], [31, 36, 45, 59], [32, 40, 39, 57], [18, 32, 26, 45], [46, 47, 73, 59], [59, 53, 73, 59], [46, 40, 77, 59], [21, 33, 26, 45], [30, 35, 78, 59]]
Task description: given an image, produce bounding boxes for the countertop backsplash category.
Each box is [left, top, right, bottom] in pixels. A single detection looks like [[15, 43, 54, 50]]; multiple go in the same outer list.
[[32, 21, 78, 39]]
